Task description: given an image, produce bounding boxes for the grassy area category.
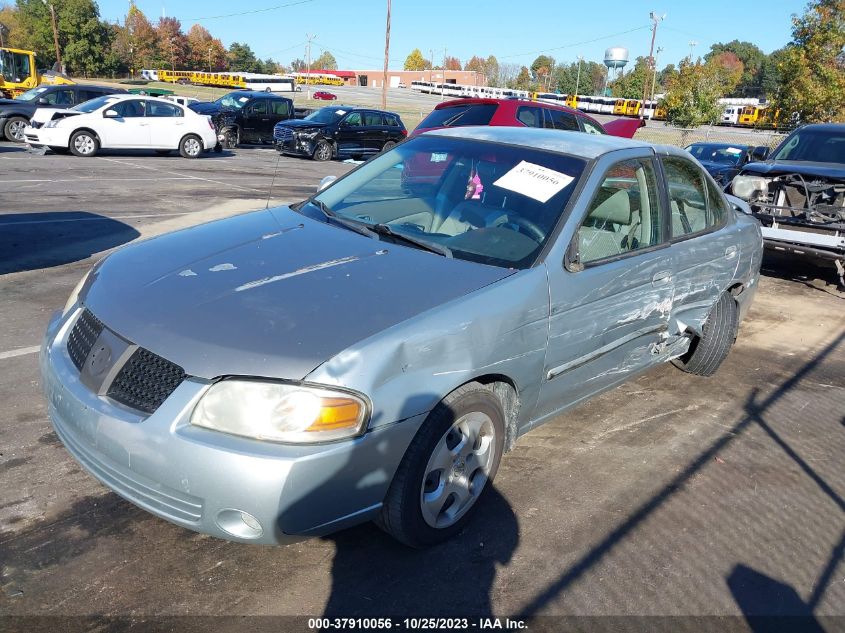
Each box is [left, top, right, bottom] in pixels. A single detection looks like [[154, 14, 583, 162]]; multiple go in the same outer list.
[[635, 124, 787, 149]]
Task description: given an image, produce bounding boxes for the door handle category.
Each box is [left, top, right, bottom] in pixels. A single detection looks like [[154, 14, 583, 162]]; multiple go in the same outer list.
[[652, 271, 671, 285], [725, 245, 738, 259], [260, 118, 269, 122]]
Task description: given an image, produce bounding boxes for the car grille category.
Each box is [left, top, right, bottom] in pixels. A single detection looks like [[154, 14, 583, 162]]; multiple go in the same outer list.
[[67, 308, 104, 370], [67, 308, 186, 415], [107, 347, 186, 415], [274, 126, 294, 142]]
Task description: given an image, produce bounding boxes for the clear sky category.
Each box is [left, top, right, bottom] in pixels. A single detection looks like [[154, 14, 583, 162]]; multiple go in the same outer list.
[[99, 0, 805, 71]]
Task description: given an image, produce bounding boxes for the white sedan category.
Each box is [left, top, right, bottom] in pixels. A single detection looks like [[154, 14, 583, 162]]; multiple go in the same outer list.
[[24, 94, 220, 158]]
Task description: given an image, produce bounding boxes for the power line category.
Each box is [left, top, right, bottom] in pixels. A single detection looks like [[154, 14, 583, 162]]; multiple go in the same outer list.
[[187, 0, 314, 22], [498, 25, 650, 60]]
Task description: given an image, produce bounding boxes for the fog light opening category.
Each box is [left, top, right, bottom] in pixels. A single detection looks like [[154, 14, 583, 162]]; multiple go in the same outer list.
[[216, 509, 264, 539]]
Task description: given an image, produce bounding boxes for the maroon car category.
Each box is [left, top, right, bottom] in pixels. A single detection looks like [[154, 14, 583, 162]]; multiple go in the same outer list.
[[403, 98, 644, 189], [413, 97, 643, 137], [313, 91, 337, 101]]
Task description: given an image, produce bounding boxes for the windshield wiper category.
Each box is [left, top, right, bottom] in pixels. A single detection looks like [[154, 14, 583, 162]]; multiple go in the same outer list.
[[371, 223, 452, 258], [309, 200, 377, 238]]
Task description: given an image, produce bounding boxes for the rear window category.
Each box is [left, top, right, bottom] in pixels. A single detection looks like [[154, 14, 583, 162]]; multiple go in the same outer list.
[[417, 104, 497, 130]]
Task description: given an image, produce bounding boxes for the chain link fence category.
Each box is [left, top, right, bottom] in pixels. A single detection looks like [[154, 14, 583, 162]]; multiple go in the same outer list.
[[634, 124, 788, 150]]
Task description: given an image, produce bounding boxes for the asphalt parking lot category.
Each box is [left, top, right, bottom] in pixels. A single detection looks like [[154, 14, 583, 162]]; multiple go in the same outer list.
[[1, 140, 844, 632]]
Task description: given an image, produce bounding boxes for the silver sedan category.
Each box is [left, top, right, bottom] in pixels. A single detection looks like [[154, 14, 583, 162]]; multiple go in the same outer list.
[[41, 127, 763, 547]]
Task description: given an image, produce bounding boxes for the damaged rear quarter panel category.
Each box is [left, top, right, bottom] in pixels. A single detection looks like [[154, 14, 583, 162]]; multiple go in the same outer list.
[[304, 267, 550, 436]]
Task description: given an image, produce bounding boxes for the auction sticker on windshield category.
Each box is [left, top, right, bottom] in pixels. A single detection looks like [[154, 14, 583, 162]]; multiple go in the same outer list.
[[493, 161, 574, 203]]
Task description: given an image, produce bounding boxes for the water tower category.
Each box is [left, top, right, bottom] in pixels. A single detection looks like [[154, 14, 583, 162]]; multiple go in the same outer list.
[[603, 47, 629, 96]]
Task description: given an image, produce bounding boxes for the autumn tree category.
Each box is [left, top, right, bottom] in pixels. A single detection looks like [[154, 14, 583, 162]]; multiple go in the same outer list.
[[443, 55, 461, 71], [290, 57, 306, 72], [771, 0, 845, 123], [663, 60, 725, 127], [155, 16, 188, 69], [403, 48, 427, 71], [313, 50, 337, 70], [705, 40, 766, 97], [186, 24, 226, 71], [610, 56, 650, 99], [0, 4, 23, 48]]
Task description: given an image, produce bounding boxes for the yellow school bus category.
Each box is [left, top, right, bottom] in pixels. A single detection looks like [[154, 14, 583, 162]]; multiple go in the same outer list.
[[624, 99, 641, 117]]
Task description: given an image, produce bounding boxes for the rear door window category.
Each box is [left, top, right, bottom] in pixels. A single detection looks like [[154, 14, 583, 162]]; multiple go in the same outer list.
[[545, 108, 579, 131], [147, 101, 183, 117], [516, 106, 544, 128], [416, 104, 497, 129], [363, 112, 384, 126], [270, 100, 290, 116]]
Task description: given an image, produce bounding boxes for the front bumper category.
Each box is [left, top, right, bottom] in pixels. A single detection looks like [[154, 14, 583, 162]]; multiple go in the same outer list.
[[23, 125, 67, 148], [41, 307, 424, 545]]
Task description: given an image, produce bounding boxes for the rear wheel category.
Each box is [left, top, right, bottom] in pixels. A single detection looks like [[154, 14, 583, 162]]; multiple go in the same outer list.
[[4, 116, 28, 142], [673, 292, 738, 377], [179, 134, 203, 159], [69, 131, 99, 157], [381, 140, 397, 152], [378, 382, 505, 547], [312, 139, 332, 161]]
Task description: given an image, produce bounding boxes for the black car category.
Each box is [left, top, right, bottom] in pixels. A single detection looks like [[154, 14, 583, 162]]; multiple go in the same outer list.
[[0, 83, 126, 142], [684, 142, 765, 186], [726, 123, 845, 285], [189, 91, 294, 146], [274, 106, 407, 161]]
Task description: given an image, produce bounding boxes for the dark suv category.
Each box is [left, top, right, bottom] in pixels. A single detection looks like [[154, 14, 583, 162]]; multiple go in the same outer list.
[[0, 83, 126, 142], [274, 106, 407, 161], [190, 91, 295, 146]]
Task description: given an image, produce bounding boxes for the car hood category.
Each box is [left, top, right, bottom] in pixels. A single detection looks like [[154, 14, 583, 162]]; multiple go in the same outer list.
[[740, 160, 845, 180], [0, 98, 35, 113], [189, 101, 227, 115], [31, 107, 79, 124], [699, 160, 738, 174], [276, 119, 329, 130], [82, 207, 512, 381]]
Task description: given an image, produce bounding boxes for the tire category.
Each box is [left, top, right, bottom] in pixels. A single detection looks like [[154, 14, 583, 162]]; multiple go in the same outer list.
[[179, 134, 203, 159], [4, 116, 29, 143], [381, 140, 397, 152], [673, 292, 738, 377], [155, 149, 172, 156], [222, 128, 239, 149], [312, 139, 332, 161], [69, 130, 99, 157], [378, 382, 506, 548]]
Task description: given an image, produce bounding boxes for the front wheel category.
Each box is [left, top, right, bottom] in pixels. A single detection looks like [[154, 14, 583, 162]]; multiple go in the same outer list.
[[673, 291, 738, 376], [312, 139, 332, 161], [381, 140, 397, 152], [378, 382, 505, 547], [4, 116, 28, 142], [69, 131, 99, 157], [179, 134, 203, 159]]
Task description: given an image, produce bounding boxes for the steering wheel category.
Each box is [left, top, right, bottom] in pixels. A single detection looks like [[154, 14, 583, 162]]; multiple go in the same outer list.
[[495, 216, 545, 243]]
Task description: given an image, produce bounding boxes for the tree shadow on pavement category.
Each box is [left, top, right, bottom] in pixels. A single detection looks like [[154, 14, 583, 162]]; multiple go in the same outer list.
[[0, 212, 140, 274]]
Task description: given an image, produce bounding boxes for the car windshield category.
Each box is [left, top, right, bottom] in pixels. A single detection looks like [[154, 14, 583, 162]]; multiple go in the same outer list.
[[772, 128, 845, 164], [417, 104, 498, 130], [15, 86, 50, 102], [72, 95, 118, 113], [308, 135, 586, 269], [687, 144, 745, 165], [215, 93, 250, 110], [305, 108, 346, 123]]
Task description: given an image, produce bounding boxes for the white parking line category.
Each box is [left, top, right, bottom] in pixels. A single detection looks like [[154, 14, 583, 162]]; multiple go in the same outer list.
[[96, 156, 266, 193], [0, 346, 40, 360], [1, 177, 193, 183], [0, 213, 189, 227]]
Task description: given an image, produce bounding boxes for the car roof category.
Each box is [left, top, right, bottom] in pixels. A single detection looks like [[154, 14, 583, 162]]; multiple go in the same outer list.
[[797, 123, 845, 132], [423, 126, 664, 160], [437, 97, 582, 116], [228, 90, 288, 98], [687, 142, 753, 148], [91, 94, 192, 106]]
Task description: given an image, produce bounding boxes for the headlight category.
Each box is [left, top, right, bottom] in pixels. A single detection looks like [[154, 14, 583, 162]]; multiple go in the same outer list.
[[191, 380, 369, 444], [62, 269, 92, 316], [731, 175, 768, 200], [44, 119, 59, 128]]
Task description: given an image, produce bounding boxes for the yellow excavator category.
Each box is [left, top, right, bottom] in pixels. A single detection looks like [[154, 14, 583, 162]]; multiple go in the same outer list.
[[0, 47, 74, 98]]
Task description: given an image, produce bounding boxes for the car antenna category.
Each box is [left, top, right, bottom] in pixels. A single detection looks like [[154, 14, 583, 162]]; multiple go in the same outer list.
[[266, 151, 282, 209]]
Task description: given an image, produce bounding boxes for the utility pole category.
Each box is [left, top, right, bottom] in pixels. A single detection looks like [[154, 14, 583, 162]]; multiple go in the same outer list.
[[688, 40, 698, 62], [441, 47, 446, 101], [208, 47, 212, 72], [42, 0, 62, 72], [168, 37, 175, 71], [575, 55, 583, 97], [381, 0, 390, 110], [640, 11, 665, 119], [0, 23, 6, 48], [429, 48, 433, 84], [649, 46, 663, 119], [305, 33, 316, 98]]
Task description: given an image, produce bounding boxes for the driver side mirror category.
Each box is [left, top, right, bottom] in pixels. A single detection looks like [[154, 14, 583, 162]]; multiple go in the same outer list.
[[317, 175, 337, 192], [565, 235, 585, 273], [750, 146, 769, 161], [37, 97, 49, 105], [103, 109, 119, 118]]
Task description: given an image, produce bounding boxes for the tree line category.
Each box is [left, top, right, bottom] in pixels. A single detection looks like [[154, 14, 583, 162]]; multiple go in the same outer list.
[[403, 0, 844, 126], [0, 0, 339, 77]]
